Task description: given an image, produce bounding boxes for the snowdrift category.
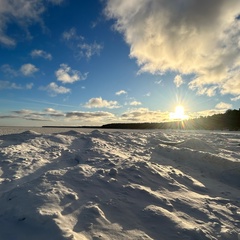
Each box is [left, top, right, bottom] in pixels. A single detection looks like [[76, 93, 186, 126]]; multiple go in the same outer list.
[[0, 128, 240, 240]]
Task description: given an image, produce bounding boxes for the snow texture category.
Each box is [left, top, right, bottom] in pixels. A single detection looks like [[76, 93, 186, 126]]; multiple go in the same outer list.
[[0, 127, 240, 240]]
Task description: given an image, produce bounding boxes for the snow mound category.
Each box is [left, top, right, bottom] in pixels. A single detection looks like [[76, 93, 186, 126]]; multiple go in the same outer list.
[[0, 128, 239, 239], [177, 138, 216, 153]]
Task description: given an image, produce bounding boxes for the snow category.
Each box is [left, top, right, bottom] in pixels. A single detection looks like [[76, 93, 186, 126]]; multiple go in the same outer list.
[[0, 127, 240, 240]]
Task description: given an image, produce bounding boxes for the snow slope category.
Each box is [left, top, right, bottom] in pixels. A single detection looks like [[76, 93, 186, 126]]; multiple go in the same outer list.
[[0, 128, 240, 240]]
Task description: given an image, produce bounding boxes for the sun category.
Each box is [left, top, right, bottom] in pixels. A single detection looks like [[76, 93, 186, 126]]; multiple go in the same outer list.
[[170, 105, 188, 120]]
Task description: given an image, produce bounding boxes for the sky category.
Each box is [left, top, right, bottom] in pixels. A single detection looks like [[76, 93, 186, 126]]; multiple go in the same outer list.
[[0, 0, 240, 126]]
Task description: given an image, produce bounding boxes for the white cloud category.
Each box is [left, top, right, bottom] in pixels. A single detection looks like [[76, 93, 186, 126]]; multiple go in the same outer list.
[[30, 49, 52, 60], [41, 82, 71, 96], [84, 97, 120, 109], [129, 101, 142, 106], [231, 95, 240, 101], [215, 102, 232, 110], [0, 0, 65, 46], [105, 0, 240, 96], [55, 64, 87, 84], [116, 90, 127, 95], [174, 75, 184, 88], [121, 108, 169, 122], [20, 64, 38, 76]]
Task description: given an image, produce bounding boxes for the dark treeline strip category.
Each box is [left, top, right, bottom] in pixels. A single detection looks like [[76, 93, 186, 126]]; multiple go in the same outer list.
[[101, 109, 240, 131]]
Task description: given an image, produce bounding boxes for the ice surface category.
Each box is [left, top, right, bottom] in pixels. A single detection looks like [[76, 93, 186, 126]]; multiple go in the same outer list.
[[0, 127, 240, 239]]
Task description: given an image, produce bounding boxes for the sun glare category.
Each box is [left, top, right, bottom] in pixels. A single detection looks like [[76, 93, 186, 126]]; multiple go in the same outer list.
[[170, 105, 188, 120]]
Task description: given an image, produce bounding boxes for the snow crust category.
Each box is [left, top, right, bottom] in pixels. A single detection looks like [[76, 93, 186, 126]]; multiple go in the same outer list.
[[0, 127, 240, 240]]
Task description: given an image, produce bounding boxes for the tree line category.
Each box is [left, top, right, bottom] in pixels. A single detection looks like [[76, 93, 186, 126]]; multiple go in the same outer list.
[[101, 109, 240, 131]]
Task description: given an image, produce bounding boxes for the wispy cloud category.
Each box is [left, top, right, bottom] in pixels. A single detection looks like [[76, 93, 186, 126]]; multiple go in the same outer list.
[[84, 97, 120, 109], [116, 90, 127, 95], [55, 64, 87, 84], [30, 49, 52, 60], [62, 28, 103, 60], [105, 0, 240, 97], [0, 64, 18, 77], [0, 108, 65, 121], [40, 82, 71, 96], [174, 75, 184, 88], [0, 80, 33, 90], [77, 42, 103, 60], [144, 92, 151, 97], [0, 0, 65, 47]]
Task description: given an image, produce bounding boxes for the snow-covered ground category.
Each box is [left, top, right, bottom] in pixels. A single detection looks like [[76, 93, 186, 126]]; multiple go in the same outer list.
[[0, 127, 240, 240]]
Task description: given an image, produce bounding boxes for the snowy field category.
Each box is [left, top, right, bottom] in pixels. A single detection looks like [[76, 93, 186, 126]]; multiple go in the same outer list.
[[0, 127, 240, 240]]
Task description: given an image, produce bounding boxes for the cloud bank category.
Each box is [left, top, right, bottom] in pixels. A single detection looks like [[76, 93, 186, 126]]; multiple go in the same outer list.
[[105, 0, 240, 96]]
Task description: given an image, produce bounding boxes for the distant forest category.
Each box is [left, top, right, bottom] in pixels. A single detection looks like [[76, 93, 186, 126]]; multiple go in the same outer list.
[[101, 109, 240, 131]]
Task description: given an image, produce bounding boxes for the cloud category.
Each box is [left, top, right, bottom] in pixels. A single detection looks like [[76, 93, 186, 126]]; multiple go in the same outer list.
[[55, 64, 87, 84], [105, 0, 240, 96], [66, 111, 115, 120], [129, 101, 142, 106], [77, 42, 103, 60], [215, 102, 233, 110], [231, 95, 240, 101], [62, 28, 83, 41], [0, 80, 33, 90], [174, 75, 184, 88], [84, 97, 120, 109], [1, 63, 38, 77], [192, 85, 218, 97], [0, 64, 18, 77], [121, 108, 169, 122], [26, 83, 34, 90], [30, 49, 52, 60], [12, 109, 32, 115], [0, 0, 65, 47], [116, 90, 127, 95], [144, 92, 151, 97], [0, 108, 65, 121], [40, 82, 71, 96], [62, 28, 103, 60], [20, 64, 39, 76], [154, 80, 162, 85]]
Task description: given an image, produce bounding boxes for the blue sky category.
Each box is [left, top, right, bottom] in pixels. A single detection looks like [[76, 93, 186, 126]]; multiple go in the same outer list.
[[0, 0, 239, 126]]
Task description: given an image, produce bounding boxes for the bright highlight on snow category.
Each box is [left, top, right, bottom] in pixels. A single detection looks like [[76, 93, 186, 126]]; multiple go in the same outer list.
[[0, 127, 239, 239]]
